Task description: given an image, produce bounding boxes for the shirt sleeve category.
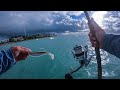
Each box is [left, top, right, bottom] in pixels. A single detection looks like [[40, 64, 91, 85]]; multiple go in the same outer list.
[[0, 49, 16, 75], [101, 34, 120, 59]]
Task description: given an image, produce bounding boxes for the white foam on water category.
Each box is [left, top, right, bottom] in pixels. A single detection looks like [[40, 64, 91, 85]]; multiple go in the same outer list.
[[87, 44, 109, 65], [48, 53, 54, 60], [102, 70, 109, 77], [70, 66, 74, 71], [50, 37, 54, 39], [86, 71, 91, 77], [111, 66, 120, 77]]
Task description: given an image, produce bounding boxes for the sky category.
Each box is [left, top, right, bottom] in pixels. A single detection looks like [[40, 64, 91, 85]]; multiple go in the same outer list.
[[0, 11, 120, 37]]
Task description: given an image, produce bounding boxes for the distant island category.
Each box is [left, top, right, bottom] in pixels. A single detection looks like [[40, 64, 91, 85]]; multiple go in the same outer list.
[[0, 33, 57, 46]]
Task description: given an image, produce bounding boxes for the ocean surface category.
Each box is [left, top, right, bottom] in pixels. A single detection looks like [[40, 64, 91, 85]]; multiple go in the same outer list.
[[0, 31, 120, 79]]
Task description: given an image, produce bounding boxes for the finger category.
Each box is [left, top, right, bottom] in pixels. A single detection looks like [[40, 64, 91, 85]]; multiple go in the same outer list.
[[89, 39, 95, 47], [22, 56, 28, 60], [93, 41, 99, 48], [88, 32, 97, 42], [16, 54, 27, 61], [20, 50, 29, 56], [92, 44, 95, 47], [13, 47, 20, 57], [21, 47, 32, 53], [92, 44, 97, 48], [88, 33, 94, 44], [88, 32, 93, 39], [92, 37, 96, 41], [18, 52, 28, 60], [27, 49, 32, 54], [88, 32, 92, 37], [94, 41, 97, 46]]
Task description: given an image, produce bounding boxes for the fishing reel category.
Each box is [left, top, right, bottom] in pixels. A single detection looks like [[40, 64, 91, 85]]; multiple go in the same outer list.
[[65, 45, 92, 79]]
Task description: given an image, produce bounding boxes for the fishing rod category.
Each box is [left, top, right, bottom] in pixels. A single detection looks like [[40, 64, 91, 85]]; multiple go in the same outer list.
[[65, 64, 84, 79], [84, 11, 102, 79]]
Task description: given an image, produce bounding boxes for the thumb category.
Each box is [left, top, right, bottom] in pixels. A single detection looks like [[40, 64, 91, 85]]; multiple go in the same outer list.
[[90, 18, 101, 31]]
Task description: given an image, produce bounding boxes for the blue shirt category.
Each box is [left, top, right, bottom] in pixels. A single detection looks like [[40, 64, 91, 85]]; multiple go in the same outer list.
[[102, 34, 120, 59], [0, 49, 16, 75]]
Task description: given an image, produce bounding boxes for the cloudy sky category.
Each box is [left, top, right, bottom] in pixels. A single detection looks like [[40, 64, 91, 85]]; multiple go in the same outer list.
[[0, 11, 120, 37]]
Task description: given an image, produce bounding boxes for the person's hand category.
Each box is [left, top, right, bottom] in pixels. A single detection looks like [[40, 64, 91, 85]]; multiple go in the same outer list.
[[10, 46, 31, 62], [88, 18, 105, 48]]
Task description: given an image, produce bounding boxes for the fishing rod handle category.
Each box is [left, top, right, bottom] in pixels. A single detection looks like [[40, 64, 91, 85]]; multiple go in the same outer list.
[[84, 11, 96, 37], [84, 11, 100, 47], [84, 11, 102, 79]]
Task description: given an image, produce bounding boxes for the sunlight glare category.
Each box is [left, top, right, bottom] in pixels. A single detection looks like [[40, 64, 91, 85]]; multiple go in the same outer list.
[[92, 11, 107, 26]]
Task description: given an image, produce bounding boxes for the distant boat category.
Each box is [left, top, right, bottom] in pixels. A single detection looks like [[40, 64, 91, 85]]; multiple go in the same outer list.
[[36, 39, 39, 40], [50, 37, 54, 39]]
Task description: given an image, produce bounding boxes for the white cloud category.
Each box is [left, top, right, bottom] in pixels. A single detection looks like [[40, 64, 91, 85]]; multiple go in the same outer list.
[[67, 11, 83, 16], [3, 11, 120, 36], [92, 11, 107, 27], [103, 11, 120, 32]]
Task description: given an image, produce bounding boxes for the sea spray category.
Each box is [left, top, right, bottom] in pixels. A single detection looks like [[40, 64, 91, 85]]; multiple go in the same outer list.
[[48, 53, 54, 60]]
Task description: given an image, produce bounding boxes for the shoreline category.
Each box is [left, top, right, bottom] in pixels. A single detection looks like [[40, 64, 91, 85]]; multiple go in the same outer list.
[[0, 36, 55, 46]]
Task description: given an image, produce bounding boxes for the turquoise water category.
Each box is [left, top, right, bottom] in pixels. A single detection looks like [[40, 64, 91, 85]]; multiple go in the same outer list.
[[0, 32, 120, 79]]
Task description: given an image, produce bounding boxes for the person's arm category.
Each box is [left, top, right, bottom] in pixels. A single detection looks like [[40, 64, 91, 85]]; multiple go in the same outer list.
[[102, 34, 120, 59], [0, 49, 16, 75], [0, 46, 31, 75], [88, 18, 120, 59]]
